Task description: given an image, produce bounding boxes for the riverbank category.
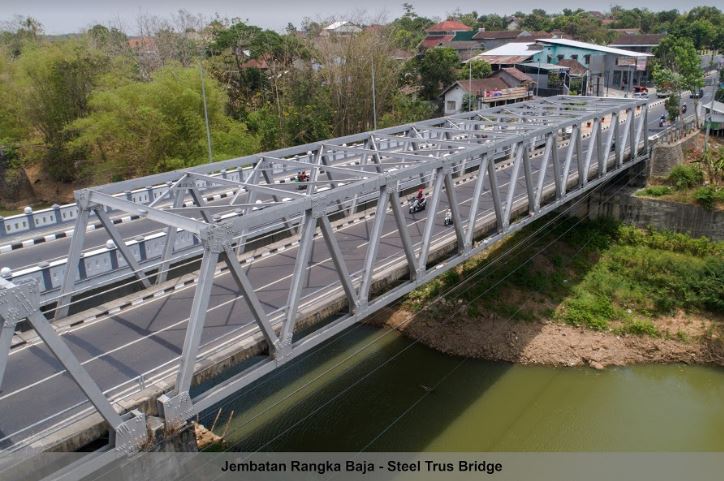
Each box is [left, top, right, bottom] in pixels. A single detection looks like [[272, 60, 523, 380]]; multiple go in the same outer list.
[[367, 218, 724, 369], [370, 307, 724, 369]]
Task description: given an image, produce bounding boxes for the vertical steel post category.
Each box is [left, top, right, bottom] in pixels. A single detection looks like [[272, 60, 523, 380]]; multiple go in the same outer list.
[[174, 247, 219, 395], [55, 205, 91, 319]]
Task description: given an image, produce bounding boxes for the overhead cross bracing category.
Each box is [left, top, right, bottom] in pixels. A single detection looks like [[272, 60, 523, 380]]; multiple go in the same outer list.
[[47, 95, 645, 312], [0, 96, 648, 476]]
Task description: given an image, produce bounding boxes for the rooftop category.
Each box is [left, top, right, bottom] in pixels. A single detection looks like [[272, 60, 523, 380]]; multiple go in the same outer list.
[[535, 38, 654, 57], [556, 58, 588, 76], [501, 67, 534, 82], [443, 77, 510, 96], [426, 20, 473, 33], [609, 33, 666, 47]]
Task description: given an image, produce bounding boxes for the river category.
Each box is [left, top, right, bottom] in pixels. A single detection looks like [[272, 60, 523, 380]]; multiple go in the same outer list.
[[196, 324, 724, 452]]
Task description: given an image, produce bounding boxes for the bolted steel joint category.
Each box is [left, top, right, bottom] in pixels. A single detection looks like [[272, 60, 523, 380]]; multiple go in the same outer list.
[[74, 189, 95, 211], [0, 279, 40, 327], [158, 392, 194, 430], [200, 223, 238, 253], [113, 410, 148, 455], [272, 337, 293, 365]]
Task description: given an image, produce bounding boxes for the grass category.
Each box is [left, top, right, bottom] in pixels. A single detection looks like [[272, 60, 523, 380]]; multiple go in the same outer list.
[[637, 185, 672, 197], [403, 217, 723, 337]]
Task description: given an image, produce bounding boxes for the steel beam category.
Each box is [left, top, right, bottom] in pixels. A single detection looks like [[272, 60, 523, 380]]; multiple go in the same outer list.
[[417, 168, 445, 274], [93, 207, 152, 289], [358, 186, 389, 305]]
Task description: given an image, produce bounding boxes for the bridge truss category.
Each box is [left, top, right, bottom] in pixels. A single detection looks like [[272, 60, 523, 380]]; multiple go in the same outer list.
[[0, 96, 648, 477]]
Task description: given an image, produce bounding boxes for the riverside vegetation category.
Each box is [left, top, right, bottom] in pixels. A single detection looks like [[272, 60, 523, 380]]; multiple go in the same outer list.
[[637, 138, 724, 210], [380, 218, 723, 368]]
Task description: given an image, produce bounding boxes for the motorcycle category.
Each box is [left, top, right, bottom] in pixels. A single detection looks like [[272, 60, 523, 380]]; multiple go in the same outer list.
[[443, 209, 453, 226], [408, 196, 427, 214], [681, 104, 687, 114], [291, 174, 309, 190]]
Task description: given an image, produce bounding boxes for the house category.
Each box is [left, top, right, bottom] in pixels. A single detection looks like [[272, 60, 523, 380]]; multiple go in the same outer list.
[[703, 101, 724, 134], [532, 38, 654, 95], [442, 68, 534, 114], [472, 29, 566, 52], [418, 19, 472, 52], [505, 16, 520, 31], [609, 33, 665, 54], [320, 21, 362, 36]]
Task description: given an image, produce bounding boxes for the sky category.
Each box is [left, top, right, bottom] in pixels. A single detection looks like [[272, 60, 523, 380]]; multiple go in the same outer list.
[[0, 0, 719, 35]]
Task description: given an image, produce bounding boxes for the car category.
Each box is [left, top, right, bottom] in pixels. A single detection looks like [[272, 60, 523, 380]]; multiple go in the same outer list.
[[633, 92, 648, 99], [634, 86, 648, 94], [657, 90, 672, 98], [690, 88, 704, 98]]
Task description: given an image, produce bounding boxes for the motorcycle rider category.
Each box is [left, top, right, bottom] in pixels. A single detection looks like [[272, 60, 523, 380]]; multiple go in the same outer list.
[[659, 114, 666, 127], [415, 188, 425, 207]]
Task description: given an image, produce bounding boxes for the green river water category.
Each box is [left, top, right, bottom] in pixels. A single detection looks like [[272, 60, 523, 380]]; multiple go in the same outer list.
[[198, 324, 724, 452]]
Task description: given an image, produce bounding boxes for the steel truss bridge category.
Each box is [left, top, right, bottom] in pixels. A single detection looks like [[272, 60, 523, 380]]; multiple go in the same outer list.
[[0, 96, 649, 479]]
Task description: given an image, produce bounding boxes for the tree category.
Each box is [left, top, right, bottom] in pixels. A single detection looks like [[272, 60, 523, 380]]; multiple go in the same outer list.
[[654, 36, 705, 124], [521, 9, 552, 32], [389, 4, 434, 50], [11, 39, 112, 181], [664, 93, 680, 122], [458, 59, 491, 80], [462, 93, 477, 112], [419, 47, 459, 100], [379, 93, 434, 127], [69, 65, 259, 182]]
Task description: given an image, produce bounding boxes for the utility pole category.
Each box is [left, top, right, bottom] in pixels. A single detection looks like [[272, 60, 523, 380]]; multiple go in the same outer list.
[[199, 61, 213, 164], [371, 58, 377, 130], [703, 69, 718, 154], [469, 50, 473, 110]]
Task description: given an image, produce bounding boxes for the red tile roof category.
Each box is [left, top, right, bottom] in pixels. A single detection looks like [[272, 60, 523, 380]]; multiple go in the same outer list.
[[501, 67, 534, 83], [419, 34, 454, 49], [556, 59, 587, 76], [426, 20, 472, 33], [451, 78, 510, 95]]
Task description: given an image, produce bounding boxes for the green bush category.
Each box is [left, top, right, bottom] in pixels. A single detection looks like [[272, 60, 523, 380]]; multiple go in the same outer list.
[[668, 164, 704, 190], [694, 186, 724, 210], [638, 185, 672, 197], [622, 320, 659, 337]]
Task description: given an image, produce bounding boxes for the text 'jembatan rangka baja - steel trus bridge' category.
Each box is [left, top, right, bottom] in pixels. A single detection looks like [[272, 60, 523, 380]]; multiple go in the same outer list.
[[0, 96, 649, 478]]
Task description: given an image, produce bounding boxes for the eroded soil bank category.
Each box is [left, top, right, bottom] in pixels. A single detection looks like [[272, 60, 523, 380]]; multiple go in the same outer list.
[[367, 306, 724, 369]]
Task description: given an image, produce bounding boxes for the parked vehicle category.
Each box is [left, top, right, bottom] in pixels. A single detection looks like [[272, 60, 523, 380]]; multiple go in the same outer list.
[[690, 88, 704, 98], [657, 90, 672, 98]]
